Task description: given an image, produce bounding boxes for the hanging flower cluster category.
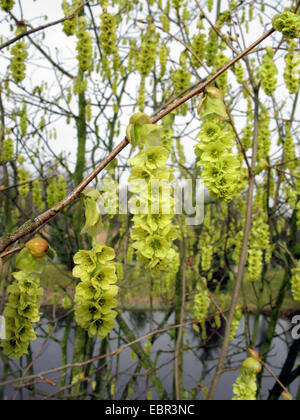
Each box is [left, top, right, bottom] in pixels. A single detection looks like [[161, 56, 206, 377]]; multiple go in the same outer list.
[[191, 32, 206, 68], [230, 305, 243, 341], [272, 12, 300, 39], [283, 125, 296, 174], [159, 42, 168, 78], [137, 79, 146, 112], [32, 179, 45, 212], [10, 41, 28, 83], [76, 17, 93, 73], [127, 113, 179, 271], [214, 51, 229, 94], [1, 242, 47, 359], [284, 41, 300, 94], [195, 111, 244, 202], [171, 0, 184, 10], [61, 0, 80, 36], [193, 281, 210, 337], [296, 198, 300, 227], [46, 175, 67, 208], [1, 272, 43, 358], [207, 0, 214, 12], [20, 104, 28, 137], [0, 0, 14, 12], [17, 166, 30, 198], [241, 124, 253, 151], [171, 68, 191, 115], [136, 25, 159, 78], [0, 137, 14, 162], [247, 210, 270, 282], [291, 261, 300, 302], [206, 28, 219, 67], [72, 244, 119, 339], [259, 47, 278, 96], [257, 108, 271, 162], [233, 62, 245, 85], [233, 357, 262, 400], [199, 232, 213, 272], [160, 13, 170, 32], [99, 12, 118, 56]]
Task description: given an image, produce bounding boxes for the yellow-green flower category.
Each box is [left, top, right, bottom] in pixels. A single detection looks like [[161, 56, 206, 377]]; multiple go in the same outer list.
[[87, 310, 117, 339], [73, 250, 97, 273], [93, 244, 115, 264]]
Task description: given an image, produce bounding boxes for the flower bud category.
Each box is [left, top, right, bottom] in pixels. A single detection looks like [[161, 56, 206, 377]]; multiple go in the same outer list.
[[129, 113, 151, 126], [281, 391, 293, 401], [241, 357, 262, 375], [0, 257, 3, 277], [197, 87, 228, 120], [26, 238, 49, 258]]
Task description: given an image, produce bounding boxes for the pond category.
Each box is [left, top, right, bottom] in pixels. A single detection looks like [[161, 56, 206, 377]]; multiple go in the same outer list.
[[0, 310, 298, 400]]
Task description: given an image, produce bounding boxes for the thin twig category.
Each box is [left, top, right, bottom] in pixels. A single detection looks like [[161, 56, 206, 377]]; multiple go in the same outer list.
[[0, 312, 226, 390], [0, 1, 91, 51]]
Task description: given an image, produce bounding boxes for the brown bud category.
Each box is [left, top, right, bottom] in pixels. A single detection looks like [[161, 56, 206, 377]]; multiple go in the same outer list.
[[0, 257, 3, 277], [26, 237, 49, 258], [281, 392, 293, 401], [248, 348, 261, 362]]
